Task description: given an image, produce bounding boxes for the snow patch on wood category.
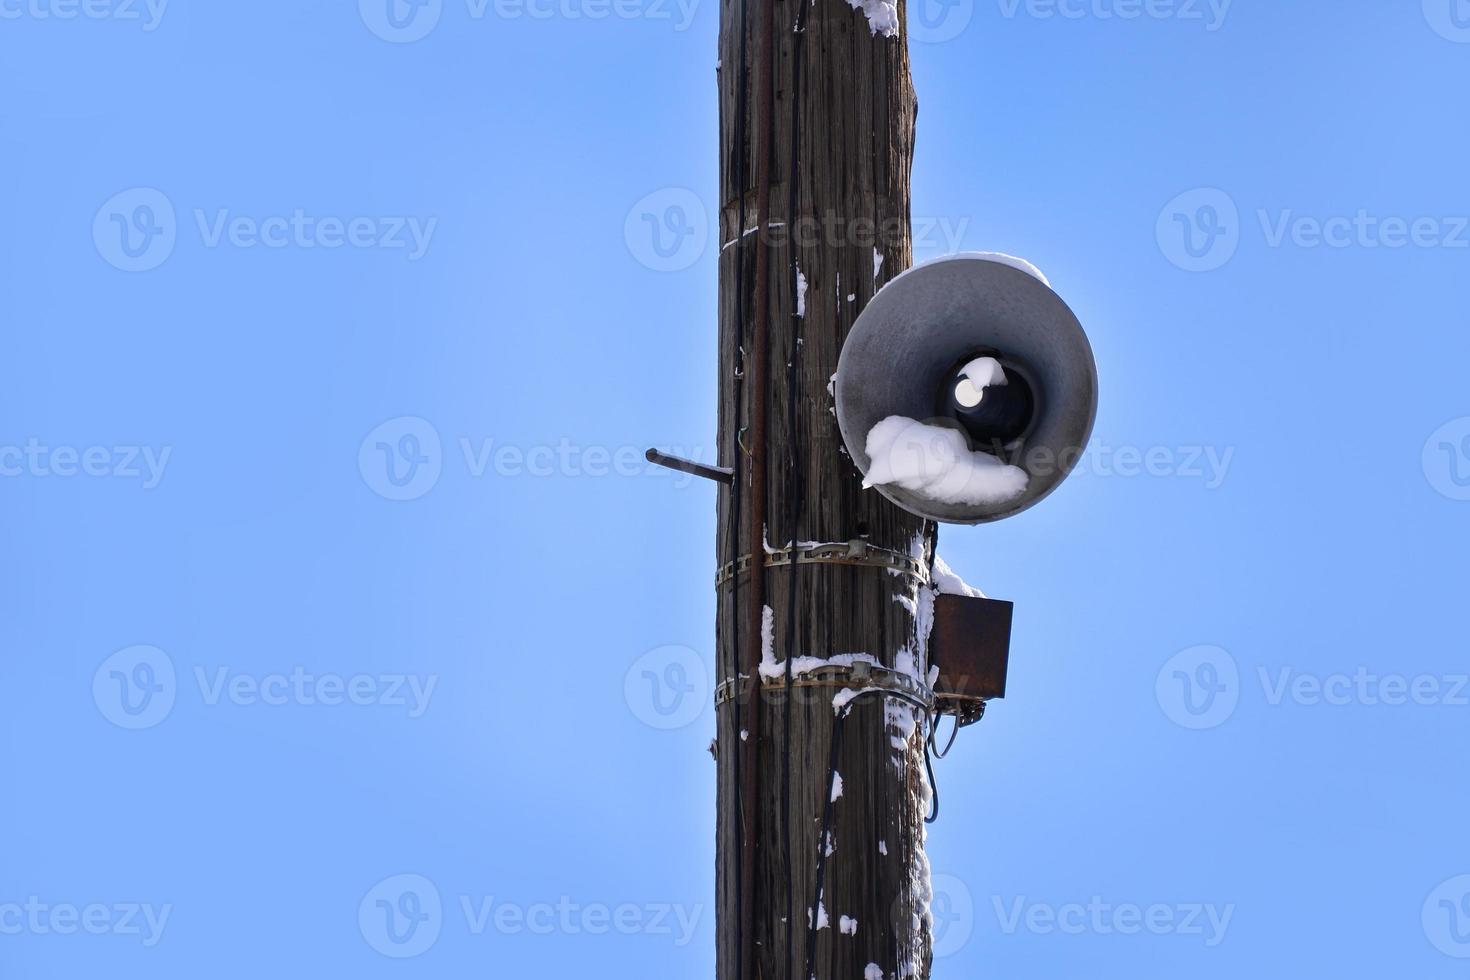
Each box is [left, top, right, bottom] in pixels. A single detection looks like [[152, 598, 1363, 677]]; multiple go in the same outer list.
[[809, 902, 830, 930], [761, 651, 881, 681], [846, 0, 898, 36]]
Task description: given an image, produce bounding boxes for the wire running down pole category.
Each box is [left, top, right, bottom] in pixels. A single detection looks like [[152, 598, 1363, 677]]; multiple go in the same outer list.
[[737, 0, 776, 973]]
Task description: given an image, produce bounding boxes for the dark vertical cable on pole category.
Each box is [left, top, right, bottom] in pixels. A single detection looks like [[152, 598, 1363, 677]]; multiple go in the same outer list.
[[727, 0, 751, 974], [780, 0, 812, 975], [739, 0, 777, 976], [805, 707, 846, 979]]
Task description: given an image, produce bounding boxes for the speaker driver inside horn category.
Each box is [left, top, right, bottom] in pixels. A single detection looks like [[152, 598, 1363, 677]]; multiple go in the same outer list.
[[936, 353, 1038, 457]]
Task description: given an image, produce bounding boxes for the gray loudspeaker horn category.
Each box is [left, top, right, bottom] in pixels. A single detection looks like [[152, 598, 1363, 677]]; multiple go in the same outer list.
[[835, 253, 1098, 524]]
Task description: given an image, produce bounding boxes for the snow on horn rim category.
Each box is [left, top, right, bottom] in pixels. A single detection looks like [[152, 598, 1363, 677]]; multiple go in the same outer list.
[[879, 251, 1052, 296], [969, 251, 1050, 287]]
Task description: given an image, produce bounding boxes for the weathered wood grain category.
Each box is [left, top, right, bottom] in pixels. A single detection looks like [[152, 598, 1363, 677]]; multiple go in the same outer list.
[[715, 1, 934, 976]]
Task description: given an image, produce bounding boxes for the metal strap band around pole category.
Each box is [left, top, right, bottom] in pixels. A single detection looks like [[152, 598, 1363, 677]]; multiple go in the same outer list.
[[715, 661, 934, 711], [714, 540, 928, 589]]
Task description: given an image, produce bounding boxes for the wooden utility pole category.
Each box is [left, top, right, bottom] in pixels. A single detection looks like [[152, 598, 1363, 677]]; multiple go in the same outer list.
[[714, 0, 934, 977]]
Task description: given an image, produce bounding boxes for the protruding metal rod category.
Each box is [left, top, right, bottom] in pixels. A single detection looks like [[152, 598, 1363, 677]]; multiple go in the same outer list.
[[645, 448, 734, 484]]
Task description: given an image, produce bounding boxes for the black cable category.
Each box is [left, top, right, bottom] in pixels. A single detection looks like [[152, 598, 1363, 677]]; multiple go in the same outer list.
[[921, 528, 947, 824], [803, 697, 847, 979], [929, 710, 961, 759], [780, 2, 814, 977], [728, 0, 750, 975], [924, 714, 941, 824]]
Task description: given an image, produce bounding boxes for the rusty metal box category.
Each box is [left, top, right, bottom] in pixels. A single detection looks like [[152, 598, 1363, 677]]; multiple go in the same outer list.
[[932, 594, 1013, 712]]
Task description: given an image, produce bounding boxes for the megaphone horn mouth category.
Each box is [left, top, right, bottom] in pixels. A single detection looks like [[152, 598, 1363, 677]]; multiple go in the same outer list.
[[835, 254, 1098, 525]]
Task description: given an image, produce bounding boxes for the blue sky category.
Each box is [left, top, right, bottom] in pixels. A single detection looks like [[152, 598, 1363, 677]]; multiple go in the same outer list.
[[2, 0, 1469, 977]]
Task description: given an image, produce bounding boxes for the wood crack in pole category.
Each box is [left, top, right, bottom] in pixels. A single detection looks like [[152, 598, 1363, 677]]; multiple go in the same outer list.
[[716, 0, 932, 977]]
